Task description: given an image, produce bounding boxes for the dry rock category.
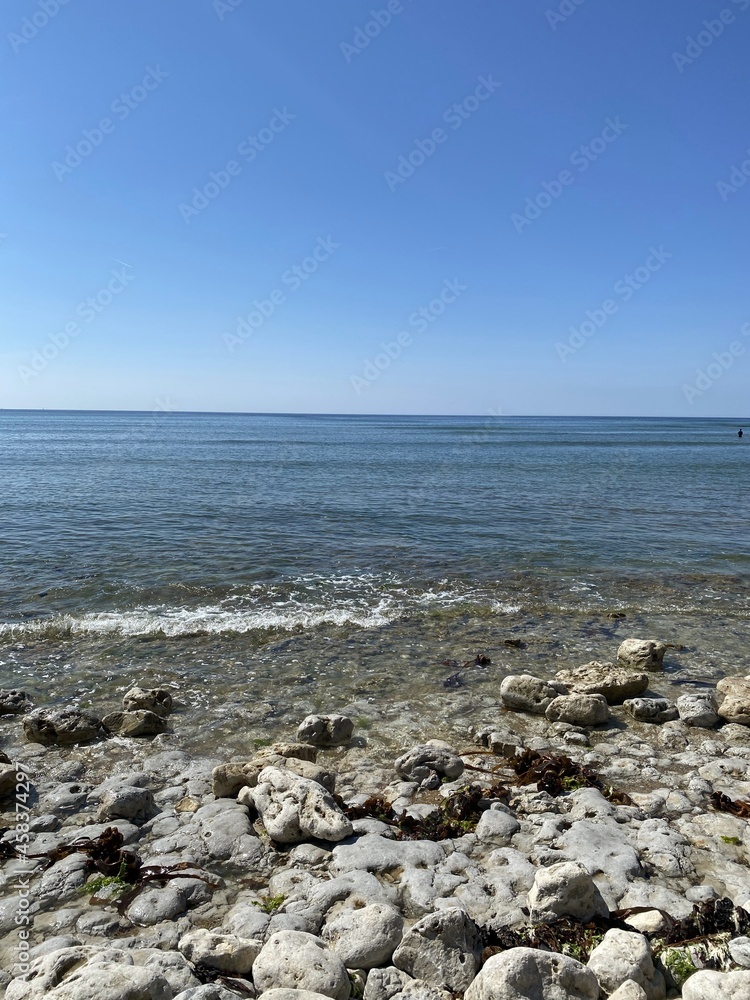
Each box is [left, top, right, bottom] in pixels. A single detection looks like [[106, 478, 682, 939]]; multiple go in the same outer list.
[[554, 663, 649, 704], [617, 639, 667, 671]]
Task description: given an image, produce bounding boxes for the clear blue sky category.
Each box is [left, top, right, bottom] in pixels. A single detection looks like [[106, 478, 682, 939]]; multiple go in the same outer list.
[[1, 0, 749, 416]]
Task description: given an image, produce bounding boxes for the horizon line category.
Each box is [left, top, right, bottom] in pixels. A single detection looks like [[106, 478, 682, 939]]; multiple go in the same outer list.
[[0, 408, 747, 421]]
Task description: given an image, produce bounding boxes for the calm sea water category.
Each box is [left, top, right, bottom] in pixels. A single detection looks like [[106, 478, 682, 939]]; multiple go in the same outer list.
[[1, 411, 748, 755]]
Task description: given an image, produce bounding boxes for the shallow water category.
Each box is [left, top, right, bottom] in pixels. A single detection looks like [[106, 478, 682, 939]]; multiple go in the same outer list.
[[1, 412, 748, 756]]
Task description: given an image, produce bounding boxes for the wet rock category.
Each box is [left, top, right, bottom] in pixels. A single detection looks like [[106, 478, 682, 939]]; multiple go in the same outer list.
[[676, 693, 720, 728], [122, 686, 173, 717], [297, 714, 354, 747], [624, 698, 678, 724], [473, 726, 524, 758], [321, 902, 403, 969], [617, 639, 667, 671], [102, 710, 169, 737], [393, 907, 482, 992], [23, 707, 109, 746], [500, 674, 565, 714], [126, 885, 188, 926], [394, 744, 464, 789], [178, 928, 261, 974], [545, 693, 610, 727], [252, 930, 351, 1000], [97, 784, 156, 824], [587, 929, 665, 1000], [716, 677, 750, 726], [0, 689, 33, 715], [250, 766, 353, 843], [681, 969, 750, 999], [554, 663, 649, 704], [528, 861, 609, 924], [0, 762, 17, 798], [465, 947, 599, 1000]]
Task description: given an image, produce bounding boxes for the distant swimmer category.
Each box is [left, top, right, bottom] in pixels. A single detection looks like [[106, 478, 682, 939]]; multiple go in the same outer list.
[[739, 429, 744, 438]]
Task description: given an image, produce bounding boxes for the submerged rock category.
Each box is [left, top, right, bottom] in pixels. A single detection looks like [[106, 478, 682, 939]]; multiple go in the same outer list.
[[465, 948, 599, 1000], [499, 674, 564, 715], [0, 689, 33, 715], [617, 639, 667, 671], [554, 663, 649, 704], [102, 710, 168, 737], [23, 707, 109, 746], [545, 693, 610, 727], [122, 687, 173, 717], [297, 714, 354, 747], [624, 698, 678, 724]]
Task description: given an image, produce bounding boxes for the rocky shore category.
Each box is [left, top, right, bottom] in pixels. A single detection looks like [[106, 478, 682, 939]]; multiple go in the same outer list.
[[1, 638, 750, 999]]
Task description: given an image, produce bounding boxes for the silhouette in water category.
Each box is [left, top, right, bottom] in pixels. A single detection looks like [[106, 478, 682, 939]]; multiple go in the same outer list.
[[739, 429, 744, 438]]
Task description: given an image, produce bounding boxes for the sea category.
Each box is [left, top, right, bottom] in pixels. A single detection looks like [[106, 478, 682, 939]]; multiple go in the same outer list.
[[1, 411, 748, 757]]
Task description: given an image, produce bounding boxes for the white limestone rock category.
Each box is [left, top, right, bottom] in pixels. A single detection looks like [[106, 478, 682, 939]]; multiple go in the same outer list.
[[251, 767, 352, 843], [717, 677, 750, 726], [528, 861, 609, 924], [252, 931, 351, 1000], [587, 929, 666, 1000], [392, 908, 482, 992], [676, 693, 720, 728], [464, 947, 599, 1000], [321, 902, 403, 969], [554, 663, 649, 704], [178, 928, 261, 975], [681, 970, 750, 999]]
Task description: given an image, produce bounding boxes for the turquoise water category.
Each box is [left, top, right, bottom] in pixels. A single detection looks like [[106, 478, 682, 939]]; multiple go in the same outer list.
[[1, 412, 748, 754]]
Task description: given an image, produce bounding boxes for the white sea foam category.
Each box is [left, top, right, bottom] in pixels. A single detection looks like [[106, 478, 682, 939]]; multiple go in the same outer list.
[[0, 584, 520, 640]]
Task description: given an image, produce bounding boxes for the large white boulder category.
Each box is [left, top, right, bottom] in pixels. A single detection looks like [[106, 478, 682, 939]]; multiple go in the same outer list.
[[681, 969, 750, 999], [716, 677, 750, 725], [464, 947, 599, 1000], [617, 639, 666, 671], [587, 929, 665, 1000], [252, 931, 351, 1000], [500, 675, 563, 714], [321, 902, 403, 969], [545, 693, 609, 726], [392, 908, 482, 992]]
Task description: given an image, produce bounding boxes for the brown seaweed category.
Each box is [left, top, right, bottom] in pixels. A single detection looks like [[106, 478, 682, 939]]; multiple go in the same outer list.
[[339, 783, 510, 841], [509, 748, 633, 804], [710, 790, 750, 818]]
